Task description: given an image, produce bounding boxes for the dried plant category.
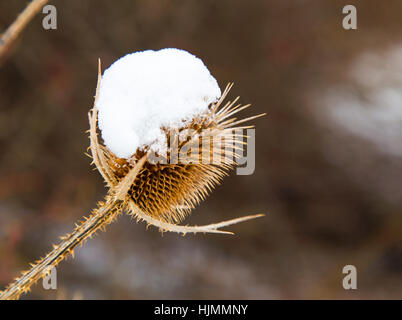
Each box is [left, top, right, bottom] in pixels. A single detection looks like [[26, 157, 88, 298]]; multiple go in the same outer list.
[[0, 0, 49, 63], [0, 60, 264, 300]]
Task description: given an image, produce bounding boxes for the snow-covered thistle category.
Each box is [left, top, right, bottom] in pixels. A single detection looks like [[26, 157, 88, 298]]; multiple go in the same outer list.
[[0, 48, 264, 300]]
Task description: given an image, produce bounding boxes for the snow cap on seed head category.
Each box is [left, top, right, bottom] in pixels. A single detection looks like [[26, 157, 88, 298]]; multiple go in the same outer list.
[[96, 48, 221, 159]]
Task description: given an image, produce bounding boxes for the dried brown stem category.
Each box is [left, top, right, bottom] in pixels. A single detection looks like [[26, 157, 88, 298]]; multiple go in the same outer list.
[[0, 197, 121, 300], [0, 0, 48, 62], [0, 152, 148, 300]]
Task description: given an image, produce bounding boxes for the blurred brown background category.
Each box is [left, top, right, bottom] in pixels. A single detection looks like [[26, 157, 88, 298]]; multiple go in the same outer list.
[[1, 0, 402, 299]]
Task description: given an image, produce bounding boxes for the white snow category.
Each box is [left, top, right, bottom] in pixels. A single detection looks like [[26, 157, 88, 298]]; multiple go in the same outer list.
[[96, 48, 221, 159], [323, 45, 402, 157]]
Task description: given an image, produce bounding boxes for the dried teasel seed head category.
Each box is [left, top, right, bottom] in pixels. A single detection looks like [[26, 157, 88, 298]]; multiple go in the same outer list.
[[94, 49, 264, 223]]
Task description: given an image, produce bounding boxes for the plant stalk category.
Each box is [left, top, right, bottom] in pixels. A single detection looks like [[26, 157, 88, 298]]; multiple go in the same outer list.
[[0, 0, 49, 62], [0, 196, 121, 300]]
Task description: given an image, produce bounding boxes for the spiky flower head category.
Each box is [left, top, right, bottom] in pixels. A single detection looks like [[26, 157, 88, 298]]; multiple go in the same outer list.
[[95, 48, 261, 223]]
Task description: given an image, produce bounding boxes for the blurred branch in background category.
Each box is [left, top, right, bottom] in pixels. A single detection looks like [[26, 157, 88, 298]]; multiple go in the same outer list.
[[0, 0, 48, 64]]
